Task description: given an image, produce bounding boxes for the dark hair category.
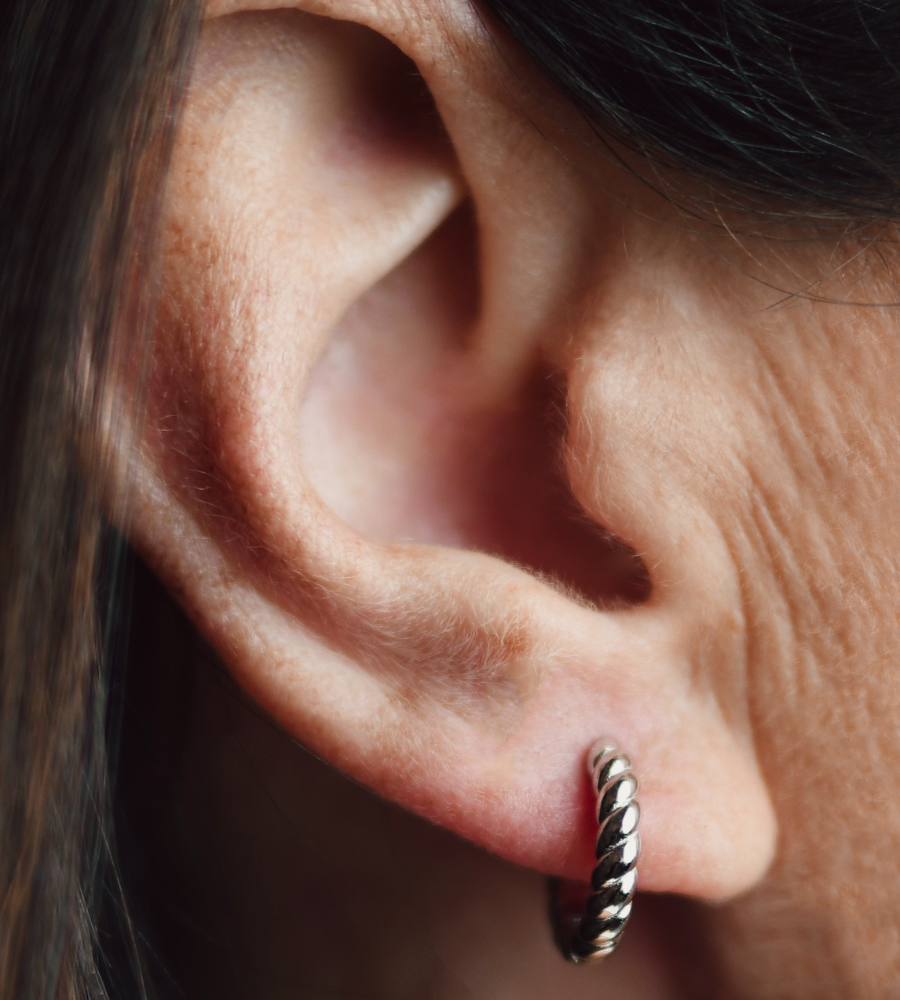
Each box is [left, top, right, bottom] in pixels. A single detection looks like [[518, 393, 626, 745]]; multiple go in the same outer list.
[[0, 0, 198, 996], [1, 0, 899, 997], [481, 0, 900, 219]]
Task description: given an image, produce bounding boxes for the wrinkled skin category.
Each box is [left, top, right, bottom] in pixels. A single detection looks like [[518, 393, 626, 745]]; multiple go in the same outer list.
[[121, 0, 900, 996]]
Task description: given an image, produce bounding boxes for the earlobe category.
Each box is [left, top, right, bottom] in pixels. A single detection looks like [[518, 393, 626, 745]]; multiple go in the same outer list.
[[124, 1, 776, 906]]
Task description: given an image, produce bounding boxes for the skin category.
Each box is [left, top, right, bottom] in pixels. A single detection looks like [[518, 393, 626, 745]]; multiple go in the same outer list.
[[118, 0, 900, 995]]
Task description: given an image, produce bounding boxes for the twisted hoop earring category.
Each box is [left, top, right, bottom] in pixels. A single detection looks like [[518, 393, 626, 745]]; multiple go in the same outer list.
[[550, 739, 641, 964]]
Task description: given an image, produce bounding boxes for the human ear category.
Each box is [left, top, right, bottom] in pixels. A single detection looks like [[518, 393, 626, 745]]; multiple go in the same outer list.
[[122, 0, 776, 900]]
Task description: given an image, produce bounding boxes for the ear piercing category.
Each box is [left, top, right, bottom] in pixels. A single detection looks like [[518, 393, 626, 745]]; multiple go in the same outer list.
[[550, 739, 640, 964]]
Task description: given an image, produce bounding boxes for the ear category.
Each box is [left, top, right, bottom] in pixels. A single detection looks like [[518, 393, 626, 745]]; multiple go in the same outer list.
[[122, 0, 776, 898]]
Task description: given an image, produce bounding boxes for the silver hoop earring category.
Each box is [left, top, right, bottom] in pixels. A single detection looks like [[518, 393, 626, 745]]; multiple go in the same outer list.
[[550, 739, 641, 964]]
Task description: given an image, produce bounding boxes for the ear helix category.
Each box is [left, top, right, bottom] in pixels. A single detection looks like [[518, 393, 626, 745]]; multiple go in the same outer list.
[[550, 739, 641, 964]]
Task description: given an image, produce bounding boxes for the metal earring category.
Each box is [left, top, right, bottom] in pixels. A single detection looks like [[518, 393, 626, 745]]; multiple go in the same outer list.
[[550, 739, 641, 964]]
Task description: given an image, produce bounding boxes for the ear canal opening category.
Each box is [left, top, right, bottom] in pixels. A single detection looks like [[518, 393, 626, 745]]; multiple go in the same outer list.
[[452, 362, 652, 609]]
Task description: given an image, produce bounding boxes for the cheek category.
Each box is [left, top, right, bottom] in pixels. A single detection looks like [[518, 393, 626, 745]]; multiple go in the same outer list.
[[564, 241, 900, 726], [566, 251, 900, 978], [566, 249, 900, 643]]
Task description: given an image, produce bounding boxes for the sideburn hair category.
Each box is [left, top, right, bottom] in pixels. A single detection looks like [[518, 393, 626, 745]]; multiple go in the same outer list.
[[481, 0, 900, 220]]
